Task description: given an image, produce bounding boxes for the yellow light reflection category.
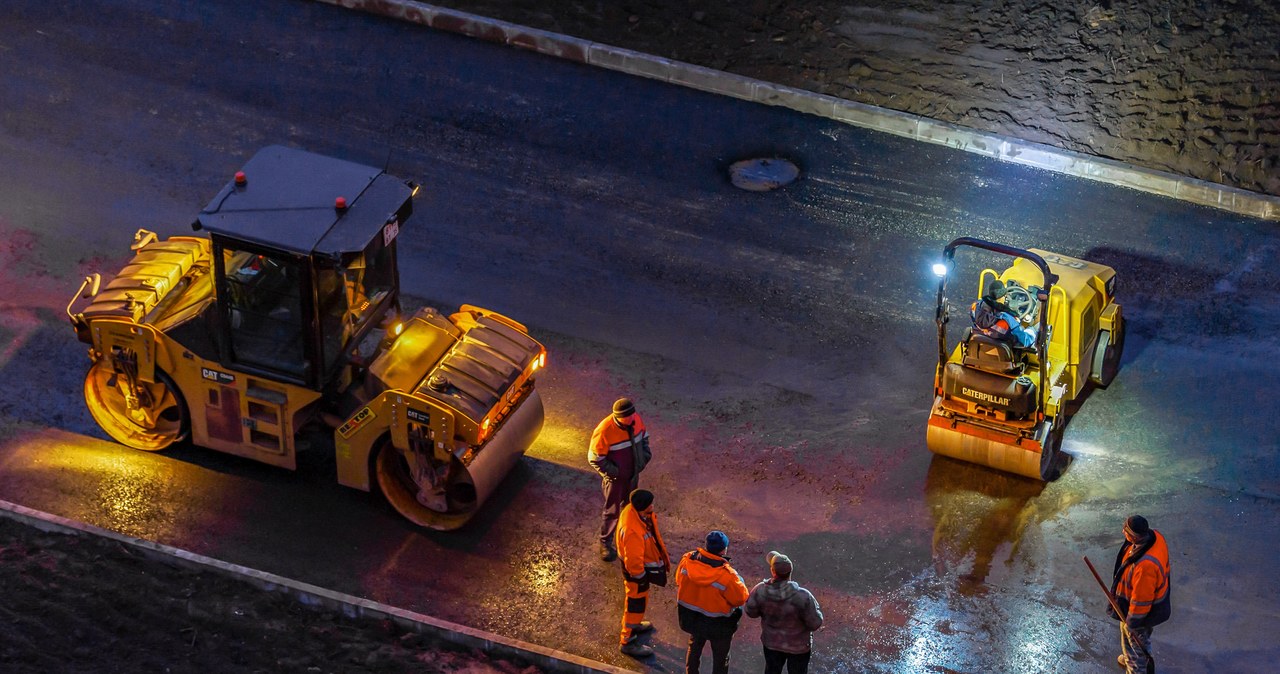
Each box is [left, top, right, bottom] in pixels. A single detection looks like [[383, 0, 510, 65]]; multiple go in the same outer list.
[[2, 428, 180, 539], [517, 549, 564, 600], [523, 415, 589, 470]]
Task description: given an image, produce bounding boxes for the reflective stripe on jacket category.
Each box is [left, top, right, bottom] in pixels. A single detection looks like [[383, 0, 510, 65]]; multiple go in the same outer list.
[[615, 504, 669, 580], [1113, 530, 1171, 626], [587, 414, 649, 478], [675, 549, 750, 617]]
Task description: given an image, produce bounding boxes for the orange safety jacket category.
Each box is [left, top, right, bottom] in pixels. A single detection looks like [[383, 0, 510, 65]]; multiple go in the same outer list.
[[588, 414, 651, 479], [615, 503, 670, 581], [1112, 530, 1171, 628], [675, 548, 750, 618]]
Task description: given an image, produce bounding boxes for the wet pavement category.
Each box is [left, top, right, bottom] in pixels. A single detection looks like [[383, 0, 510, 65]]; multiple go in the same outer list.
[[0, 1, 1277, 672]]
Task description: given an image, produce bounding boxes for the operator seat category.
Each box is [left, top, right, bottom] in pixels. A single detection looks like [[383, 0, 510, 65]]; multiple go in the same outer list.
[[960, 328, 1023, 375], [941, 328, 1039, 420]]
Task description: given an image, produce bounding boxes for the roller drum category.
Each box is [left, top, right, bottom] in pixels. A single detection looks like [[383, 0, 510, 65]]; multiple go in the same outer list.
[[377, 389, 545, 530], [926, 413, 1050, 480], [464, 389, 545, 509]]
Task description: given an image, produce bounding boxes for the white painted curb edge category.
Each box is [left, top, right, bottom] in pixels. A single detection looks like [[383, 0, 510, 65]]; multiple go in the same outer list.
[[317, 0, 1279, 222], [0, 500, 635, 674]]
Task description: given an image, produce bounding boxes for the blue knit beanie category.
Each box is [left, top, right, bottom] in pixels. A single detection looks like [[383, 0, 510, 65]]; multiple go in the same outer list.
[[705, 530, 729, 554]]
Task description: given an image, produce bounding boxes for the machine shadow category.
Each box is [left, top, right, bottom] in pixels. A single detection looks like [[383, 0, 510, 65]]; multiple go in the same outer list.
[[1040, 246, 1209, 459], [1080, 245, 1222, 369]]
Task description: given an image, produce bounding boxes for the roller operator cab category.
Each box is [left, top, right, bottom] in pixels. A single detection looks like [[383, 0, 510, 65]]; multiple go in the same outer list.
[[926, 237, 1123, 480], [66, 146, 547, 530]]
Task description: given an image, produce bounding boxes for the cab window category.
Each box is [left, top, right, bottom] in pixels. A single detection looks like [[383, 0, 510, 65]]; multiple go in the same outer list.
[[315, 237, 395, 373], [221, 248, 308, 378]]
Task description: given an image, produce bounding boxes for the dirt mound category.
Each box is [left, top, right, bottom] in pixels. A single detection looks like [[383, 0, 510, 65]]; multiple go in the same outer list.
[[434, 0, 1280, 197]]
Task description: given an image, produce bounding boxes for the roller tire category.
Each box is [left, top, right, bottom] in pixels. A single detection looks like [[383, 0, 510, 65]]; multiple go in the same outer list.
[[1039, 423, 1063, 482], [1090, 324, 1124, 388], [84, 362, 188, 451]]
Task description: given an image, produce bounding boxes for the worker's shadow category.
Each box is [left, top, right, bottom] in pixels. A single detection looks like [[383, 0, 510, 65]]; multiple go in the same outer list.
[[923, 455, 1079, 595]]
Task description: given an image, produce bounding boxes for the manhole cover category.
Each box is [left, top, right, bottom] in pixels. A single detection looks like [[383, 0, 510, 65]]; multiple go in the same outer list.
[[729, 158, 799, 191]]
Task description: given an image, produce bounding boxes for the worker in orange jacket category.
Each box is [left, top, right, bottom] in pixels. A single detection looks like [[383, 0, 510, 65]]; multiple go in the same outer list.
[[970, 279, 1036, 347], [1108, 515, 1171, 673], [614, 489, 670, 659], [589, 397, 652, 561], [675, 531, 750, 674]]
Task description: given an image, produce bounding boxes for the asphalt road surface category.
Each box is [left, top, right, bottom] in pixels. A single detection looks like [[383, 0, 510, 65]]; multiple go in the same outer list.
[[1, 1, 1277, 672]]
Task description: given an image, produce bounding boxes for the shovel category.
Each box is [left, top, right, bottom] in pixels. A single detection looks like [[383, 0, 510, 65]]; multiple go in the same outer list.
[[1084, 556, 1155, 674]]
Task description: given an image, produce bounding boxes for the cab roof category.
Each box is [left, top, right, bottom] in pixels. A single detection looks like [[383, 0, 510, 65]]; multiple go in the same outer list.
[[195, 145, 413, 257]]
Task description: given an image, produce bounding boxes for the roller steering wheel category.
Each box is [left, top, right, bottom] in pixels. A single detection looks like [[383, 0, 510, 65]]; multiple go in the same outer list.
[[1003, 284, 1036, 323]]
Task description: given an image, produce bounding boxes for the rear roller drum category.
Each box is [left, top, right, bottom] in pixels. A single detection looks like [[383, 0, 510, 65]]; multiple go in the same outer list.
[[83, 361, 188, 451]]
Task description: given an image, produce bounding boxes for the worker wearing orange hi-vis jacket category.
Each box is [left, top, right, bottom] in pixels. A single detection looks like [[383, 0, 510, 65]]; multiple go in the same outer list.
[[676, 531, 750, 674], [589, 397, 652, 562], [1109, 515, 1172, 674], [614, 489, 670, 660]]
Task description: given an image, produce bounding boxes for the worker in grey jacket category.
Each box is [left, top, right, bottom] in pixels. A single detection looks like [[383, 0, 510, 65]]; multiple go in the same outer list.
[[744, 551, 824, 674]]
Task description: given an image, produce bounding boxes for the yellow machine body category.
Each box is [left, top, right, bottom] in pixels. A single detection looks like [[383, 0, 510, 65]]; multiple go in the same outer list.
[[927, 240, 1122, 480], [68, 147, 546, 529]]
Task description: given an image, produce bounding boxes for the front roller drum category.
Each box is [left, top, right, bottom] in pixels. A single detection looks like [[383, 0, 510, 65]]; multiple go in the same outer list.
[[84, 361, 189, 451], [376, 390, 545, 530], [926, 414, 1061, 481]]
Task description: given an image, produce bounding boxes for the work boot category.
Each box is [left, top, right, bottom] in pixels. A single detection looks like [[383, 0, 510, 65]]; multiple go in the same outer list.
[[631, 620, 655, 634], [1116, 654, 1128, 668], [599, 543, 617, 562], [619, 641, 654, 659]]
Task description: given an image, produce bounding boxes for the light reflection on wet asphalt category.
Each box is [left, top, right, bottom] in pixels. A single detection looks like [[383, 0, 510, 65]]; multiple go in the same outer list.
[[0, 1, 1277, 671]]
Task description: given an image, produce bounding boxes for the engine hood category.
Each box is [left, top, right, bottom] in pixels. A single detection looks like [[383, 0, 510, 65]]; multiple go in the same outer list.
[[414, 313, 542, 423], [367, 307, 542, 426], [79, 238, 210, 324]]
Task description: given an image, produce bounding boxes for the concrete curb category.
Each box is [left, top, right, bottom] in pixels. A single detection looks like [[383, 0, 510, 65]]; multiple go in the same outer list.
[[0, 500, 634, 674], [317, 0, 1280, 222]]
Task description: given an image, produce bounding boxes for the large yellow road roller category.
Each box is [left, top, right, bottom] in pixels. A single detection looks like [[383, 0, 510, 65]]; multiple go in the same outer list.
[[66, 146, 546, 529], [926, 237, 1122, 480]]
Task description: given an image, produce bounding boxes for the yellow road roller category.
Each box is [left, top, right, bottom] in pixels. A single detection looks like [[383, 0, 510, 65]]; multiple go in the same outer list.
[[926, 237, 1122, 480], [66, 146, 546, 529]]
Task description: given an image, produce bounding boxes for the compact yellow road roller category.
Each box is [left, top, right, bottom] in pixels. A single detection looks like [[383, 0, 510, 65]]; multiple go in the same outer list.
[[927, 237, 1122, 480], [66, 146, 546, 529]]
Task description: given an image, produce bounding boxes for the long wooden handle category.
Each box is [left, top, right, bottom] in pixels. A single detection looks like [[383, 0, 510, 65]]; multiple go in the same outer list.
[[1083, 556, 1125, 618]]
